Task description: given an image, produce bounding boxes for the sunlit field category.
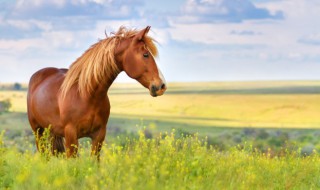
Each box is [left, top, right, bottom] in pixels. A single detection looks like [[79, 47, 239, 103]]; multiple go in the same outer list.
[[1, 81, 320, 189], [1, 81, 320, 130], [110, 83, 320, 129]]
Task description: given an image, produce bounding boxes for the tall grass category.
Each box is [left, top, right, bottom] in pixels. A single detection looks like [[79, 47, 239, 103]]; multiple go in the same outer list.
[[1, 130, 320, 190]]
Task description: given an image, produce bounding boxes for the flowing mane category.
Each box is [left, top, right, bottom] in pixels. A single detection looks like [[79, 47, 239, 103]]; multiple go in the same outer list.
[[60, 26, 158, 99]]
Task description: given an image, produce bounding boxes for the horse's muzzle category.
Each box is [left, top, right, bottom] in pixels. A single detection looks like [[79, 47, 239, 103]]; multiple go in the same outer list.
[[150, 83, 166, 97]]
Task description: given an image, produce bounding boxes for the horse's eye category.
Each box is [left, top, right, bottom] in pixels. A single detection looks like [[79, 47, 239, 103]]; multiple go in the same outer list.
[[143, 53, 149, 58]]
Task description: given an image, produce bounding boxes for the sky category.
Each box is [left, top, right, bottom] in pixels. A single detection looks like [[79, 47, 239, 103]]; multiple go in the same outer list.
[[0, 0, 320, 83]]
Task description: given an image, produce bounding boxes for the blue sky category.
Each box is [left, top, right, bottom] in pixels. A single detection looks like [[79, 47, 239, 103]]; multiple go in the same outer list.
[[0, 0, 319, 83]]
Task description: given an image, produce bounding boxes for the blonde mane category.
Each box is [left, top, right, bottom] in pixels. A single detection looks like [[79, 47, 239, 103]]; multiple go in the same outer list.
[[60, 26, 158, 99]]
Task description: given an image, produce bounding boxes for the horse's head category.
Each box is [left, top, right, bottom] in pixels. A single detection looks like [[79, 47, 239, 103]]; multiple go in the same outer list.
[[117, 26, 166, 97]]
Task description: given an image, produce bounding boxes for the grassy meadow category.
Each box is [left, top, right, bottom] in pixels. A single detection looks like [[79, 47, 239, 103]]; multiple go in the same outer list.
[[1, 81, 320, 189], [2, 131, 320, 190]]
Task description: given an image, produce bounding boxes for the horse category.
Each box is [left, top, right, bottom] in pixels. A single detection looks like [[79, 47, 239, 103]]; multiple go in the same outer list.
[[27, 26, 166, 159]]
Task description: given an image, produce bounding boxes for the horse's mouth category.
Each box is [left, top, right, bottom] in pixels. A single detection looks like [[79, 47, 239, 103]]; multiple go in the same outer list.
[[149, 82, 166, 97], [151, 92, 158, 97]]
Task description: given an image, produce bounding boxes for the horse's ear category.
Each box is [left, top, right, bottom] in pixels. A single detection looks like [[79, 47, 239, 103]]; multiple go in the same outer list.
[[135, 26, 151, 41]]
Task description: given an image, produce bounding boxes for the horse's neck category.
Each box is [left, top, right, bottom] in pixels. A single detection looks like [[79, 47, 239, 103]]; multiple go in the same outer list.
[[93, 72, 119, 97]]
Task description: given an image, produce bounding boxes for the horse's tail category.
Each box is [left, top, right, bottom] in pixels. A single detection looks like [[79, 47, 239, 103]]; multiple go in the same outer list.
[[52, 135, 65, 155]]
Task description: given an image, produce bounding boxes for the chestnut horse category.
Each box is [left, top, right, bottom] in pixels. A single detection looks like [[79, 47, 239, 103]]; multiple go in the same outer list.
[[27, 26, 166, 158]]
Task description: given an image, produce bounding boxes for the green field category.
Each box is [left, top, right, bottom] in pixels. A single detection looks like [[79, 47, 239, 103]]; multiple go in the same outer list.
[[1, 81, 320, 189], [2, 131, 320, 190]]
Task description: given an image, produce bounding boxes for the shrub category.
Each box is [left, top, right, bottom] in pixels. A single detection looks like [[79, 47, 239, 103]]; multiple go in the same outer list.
[[0, 99, 11, 113]]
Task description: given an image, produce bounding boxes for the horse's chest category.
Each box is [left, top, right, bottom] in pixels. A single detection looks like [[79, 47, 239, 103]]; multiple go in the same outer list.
[[60, 95, 110, 137], [76, 109, 109, 138]]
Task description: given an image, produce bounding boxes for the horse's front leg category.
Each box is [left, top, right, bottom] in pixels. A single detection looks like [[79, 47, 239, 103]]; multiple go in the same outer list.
[[91, 127, 106, 161], [64, 124, 79, 158]]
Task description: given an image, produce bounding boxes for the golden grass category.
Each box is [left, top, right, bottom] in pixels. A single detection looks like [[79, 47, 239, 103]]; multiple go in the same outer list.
[[109, 93, 320, 128], [1, 81, 320, 128], [0, 91, 27, 112]]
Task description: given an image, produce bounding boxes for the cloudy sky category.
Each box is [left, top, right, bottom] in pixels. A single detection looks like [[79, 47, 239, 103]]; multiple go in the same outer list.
[[0, 0, 319, 83]]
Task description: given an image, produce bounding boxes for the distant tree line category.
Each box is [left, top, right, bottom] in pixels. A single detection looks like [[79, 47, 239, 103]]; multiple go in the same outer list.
[[13, 83, 22, 90], [0, 82, 23, 91]]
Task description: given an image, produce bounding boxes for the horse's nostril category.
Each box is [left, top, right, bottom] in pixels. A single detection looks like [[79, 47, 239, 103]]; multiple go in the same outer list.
[[151, 85, 157, 96], [161, 83, 166, 90], [151, 85, 157, 91]]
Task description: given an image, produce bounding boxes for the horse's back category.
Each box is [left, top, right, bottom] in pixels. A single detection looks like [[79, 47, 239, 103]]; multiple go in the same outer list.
[[28, 67, 67, 92], [27, 67, 67, 129]]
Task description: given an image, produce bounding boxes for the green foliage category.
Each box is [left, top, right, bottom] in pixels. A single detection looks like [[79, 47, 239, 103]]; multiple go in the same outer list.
[[1, 130, 320, 190], [36, 127, 55, 159], [0, 99, 11, 113], [0, 130, 4, 151]]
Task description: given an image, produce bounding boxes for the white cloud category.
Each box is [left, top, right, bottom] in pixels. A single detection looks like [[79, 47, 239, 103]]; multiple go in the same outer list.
[[0, 0, 146, 39], [167, 0, 320, 68], [15, 0, 66, 8], [10, 0, 142, 19], [0, 31, 79, 53], [177, 0, 283, 23], [151, 29, 171, 45], [298, 33, 320, 46], [0, 38, 45, 52], [6, 19, 52, 31]]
